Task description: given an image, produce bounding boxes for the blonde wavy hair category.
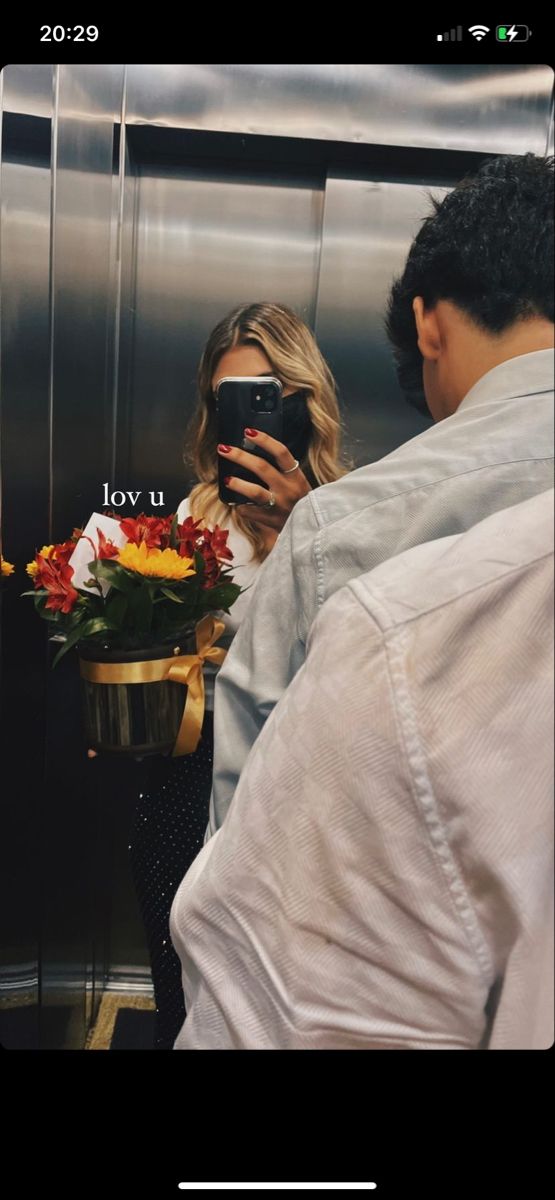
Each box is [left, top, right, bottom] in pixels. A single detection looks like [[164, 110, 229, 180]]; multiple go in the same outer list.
[[184, 302, 349, 561]]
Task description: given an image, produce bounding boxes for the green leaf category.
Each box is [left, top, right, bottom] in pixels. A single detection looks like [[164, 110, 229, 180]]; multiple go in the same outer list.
[[32, 593, 63, 622], [51, 617, 118, 667], [159, 586, 186, 603], [193, 550, 206, 581], [200, 582, 242, 611], [89, 559, 135, 595], [39, 610, 63, 625], [105, 590, 128, 631], [126, 582, 153, 637]]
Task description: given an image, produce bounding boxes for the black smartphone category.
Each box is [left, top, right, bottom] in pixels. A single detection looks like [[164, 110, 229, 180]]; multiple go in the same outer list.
[[216, 376, 283, 505]]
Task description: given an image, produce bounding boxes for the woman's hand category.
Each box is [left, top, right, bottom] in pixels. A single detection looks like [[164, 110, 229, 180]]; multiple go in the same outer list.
[[218, 428, 311, 531]]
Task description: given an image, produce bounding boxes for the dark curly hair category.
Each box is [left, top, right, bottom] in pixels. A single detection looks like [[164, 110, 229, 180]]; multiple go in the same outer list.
[[385, 153, 554, 406]]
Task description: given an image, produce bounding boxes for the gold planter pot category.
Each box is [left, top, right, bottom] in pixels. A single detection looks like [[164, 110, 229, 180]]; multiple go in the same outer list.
[[78, 628, 197, 756]]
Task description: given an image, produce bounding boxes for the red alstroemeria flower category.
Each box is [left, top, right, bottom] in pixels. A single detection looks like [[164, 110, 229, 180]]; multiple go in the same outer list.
[[119, 514, 168, 549], [156, 515, 175, 550], [37, 556, 80, 613], [27, 539, 76, 583], [176, 516, 203, 559], [207, 524, 233, 563], [96, 528, 120, 560], [175, 518, 234, 585], [53, 538, 78, 565], [199, 549, 221, 589]]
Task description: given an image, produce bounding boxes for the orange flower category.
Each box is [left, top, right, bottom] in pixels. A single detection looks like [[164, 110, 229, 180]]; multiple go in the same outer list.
[[1, 555, 15, 577], [26, 545, 56, 579], [53, 538, 77, 564]]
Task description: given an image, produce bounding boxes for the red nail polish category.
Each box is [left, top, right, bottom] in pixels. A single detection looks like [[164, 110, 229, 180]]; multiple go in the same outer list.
[[244, 428, 258, 437], [224, 476, 232, 485], [218, 444, 231, 453]]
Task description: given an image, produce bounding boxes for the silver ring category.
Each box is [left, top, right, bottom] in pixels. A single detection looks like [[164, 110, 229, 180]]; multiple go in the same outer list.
[[282, 459, 300, 475], [263, 491, 276, 508]]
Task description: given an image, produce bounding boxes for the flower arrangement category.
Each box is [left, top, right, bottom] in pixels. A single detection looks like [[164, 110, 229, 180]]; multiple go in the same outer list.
[[22, 511, 242, 757], [23, 512, 241, 667]]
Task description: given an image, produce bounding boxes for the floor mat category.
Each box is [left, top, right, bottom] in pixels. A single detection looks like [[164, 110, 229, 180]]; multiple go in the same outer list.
[[86, 993, 156, 1050]]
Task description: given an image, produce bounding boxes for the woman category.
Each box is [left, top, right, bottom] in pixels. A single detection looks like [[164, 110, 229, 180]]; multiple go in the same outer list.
[[128, 301, 348, 1049]]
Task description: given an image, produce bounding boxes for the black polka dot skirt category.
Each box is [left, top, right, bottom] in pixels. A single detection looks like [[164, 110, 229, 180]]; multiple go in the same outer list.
[[128, 713, 214, 1049]]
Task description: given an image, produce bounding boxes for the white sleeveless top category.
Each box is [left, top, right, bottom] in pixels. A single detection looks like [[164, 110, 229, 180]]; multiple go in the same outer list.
[[176, 496, 261, 710]]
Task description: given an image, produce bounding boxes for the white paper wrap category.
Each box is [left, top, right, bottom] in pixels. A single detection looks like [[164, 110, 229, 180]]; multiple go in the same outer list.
[[67, 512, 127, 595]]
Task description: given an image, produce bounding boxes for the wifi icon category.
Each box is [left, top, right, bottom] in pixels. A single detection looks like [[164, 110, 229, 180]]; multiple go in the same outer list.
[[468, 24, 490, 40]]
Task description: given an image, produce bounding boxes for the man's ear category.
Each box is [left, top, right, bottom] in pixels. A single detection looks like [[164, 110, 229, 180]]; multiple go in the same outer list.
[[413, 297, 441, 360]]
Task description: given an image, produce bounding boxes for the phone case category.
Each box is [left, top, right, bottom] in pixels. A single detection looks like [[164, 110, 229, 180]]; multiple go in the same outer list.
[[216, 377, 283, 505]]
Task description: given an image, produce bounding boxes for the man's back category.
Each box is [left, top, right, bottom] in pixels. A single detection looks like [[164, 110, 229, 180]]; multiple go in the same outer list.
[[210, 349, 554, 831], [172, 488, 554, 1050]]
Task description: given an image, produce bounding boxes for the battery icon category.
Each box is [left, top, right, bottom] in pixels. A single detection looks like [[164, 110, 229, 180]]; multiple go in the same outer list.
[[496, 24, 530, 41]]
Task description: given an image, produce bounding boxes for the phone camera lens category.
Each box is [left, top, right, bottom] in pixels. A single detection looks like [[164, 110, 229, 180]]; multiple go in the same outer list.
[[252, 383, 278, 412]]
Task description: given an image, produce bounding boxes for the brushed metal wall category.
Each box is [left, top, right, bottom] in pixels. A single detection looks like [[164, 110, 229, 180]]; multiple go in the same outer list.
[[0, 65, 53, 1050], [315, 171, 449, 465], [125, 64, 554, 155], [1, 62, 553, 1048], [0, 64, 128, 1049], [117, 158, 324, 501], [42, 64, 127, 1048]]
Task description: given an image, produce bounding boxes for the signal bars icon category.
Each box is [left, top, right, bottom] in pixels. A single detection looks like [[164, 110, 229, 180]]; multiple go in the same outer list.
[[437, 26, 462, 40]]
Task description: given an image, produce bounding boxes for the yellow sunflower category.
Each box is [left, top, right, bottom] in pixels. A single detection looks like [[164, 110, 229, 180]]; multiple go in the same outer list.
[[117, 541, 196, 580]]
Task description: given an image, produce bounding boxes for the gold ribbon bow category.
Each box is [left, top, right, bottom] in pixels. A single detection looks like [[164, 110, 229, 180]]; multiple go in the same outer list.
[[166, 615, 226, 755], [79, 614, 227, 756]]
